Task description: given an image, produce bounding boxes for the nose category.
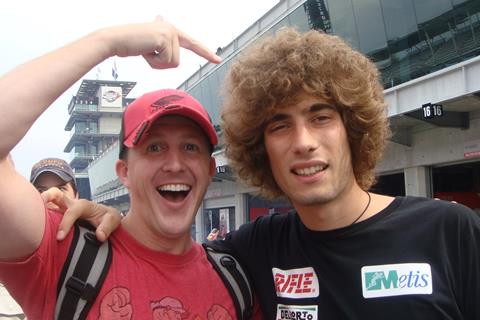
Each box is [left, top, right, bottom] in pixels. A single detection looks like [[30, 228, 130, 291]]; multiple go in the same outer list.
[[161, 150, 184, 172], [292, 124, 317, 154]]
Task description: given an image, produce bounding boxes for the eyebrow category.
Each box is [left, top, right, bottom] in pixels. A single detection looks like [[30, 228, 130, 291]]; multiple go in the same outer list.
[[266, 113, 289, 124], [267, 103, 336, 124], [307, 103, 336, 113]]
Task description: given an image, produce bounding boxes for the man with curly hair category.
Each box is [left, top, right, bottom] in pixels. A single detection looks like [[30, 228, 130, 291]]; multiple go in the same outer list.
[[65, 27, 480, 319], [218, 27, 480, 319]]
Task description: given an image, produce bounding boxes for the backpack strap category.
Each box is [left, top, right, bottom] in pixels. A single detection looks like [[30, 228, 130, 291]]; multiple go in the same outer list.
[[203, 243, 253, 320], [55, 221, 112, 320]]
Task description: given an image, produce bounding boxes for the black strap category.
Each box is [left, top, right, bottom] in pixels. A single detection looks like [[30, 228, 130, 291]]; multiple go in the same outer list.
[[55, 222, 112, 320], [203, 243, 253, 320]]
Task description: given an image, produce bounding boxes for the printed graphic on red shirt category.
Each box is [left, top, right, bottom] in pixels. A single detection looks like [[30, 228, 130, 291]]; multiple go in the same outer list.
[[273, 267, 319, 298], [97, 287, 233, 319], [98, 287, 132, 320]]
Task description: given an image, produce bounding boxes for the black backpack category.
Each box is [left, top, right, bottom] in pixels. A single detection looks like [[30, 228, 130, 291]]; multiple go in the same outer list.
[[55, 222, 253, 320], [55, 222, 112, 320], [202, 242, 254, 320]]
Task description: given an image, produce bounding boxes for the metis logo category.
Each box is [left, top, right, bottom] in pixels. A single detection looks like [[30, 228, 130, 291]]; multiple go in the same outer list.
[[361, 263, 432, 298], [273, 267, 319, 298], [276, 304, 318, 320]]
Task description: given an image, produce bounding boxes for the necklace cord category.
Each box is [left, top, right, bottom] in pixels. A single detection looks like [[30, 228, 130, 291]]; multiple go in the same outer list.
[[350, 191, 371, 225]]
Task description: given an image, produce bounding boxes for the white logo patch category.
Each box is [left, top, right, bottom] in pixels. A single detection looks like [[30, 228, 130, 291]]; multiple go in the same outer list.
[[276, 304, 318, 320], [273, 267, 319, 298], [361, 263, 433, 298]]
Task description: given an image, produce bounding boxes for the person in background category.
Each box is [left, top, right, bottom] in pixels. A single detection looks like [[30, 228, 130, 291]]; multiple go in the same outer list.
[[30, 157, 78, 198], [30, 158, 79, 211], [207, 228, 220, 241], [29, 157, 121, 239], [30, 158, 78, 212]]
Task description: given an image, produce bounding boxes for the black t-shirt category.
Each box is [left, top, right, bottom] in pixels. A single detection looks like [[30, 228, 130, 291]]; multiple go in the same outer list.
[[217, 196, 480, 319]]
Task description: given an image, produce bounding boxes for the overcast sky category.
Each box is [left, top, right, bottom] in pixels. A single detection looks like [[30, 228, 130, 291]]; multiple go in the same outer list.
[[2, 0, 278, 178]]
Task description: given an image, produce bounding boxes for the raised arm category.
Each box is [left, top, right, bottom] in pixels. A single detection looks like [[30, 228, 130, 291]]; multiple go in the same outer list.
[[0, 18, 220, 260]]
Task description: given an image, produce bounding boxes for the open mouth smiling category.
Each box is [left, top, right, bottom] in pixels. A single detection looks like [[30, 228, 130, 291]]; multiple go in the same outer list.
[[157, 184, 191, 202], [292, 164, 328, 176]]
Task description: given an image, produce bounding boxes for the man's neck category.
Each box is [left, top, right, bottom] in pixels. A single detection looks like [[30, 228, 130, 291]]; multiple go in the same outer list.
[[295, 188, 394, 231], [121, 213, 194, 255]]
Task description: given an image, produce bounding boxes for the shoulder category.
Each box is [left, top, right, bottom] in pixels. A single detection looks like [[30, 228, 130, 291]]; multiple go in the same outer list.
[[398, 196, 476, 215], [235, 211, 295, 237], [247, 211, 295, 227], [394, 196, 480, 229], [220, 212, 296, 252]]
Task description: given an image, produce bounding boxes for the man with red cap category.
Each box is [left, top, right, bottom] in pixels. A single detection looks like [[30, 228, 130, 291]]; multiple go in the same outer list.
[[0, 19, 245, 319]]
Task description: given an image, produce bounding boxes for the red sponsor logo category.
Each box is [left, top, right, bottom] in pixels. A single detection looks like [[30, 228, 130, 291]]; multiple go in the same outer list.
[[273, 267, 318, 298]]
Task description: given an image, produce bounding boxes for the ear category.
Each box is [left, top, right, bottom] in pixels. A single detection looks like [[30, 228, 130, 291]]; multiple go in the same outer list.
[[209, 157, 216, 178], [116, 159, 130, 187]]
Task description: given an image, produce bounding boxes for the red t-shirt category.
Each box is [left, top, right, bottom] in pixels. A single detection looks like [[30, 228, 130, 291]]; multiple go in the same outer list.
[[0, 210, 238, 319]]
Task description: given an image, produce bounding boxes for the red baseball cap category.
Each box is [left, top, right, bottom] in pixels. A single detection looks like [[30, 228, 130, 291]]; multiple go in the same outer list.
[[120, 89, 218, 156]]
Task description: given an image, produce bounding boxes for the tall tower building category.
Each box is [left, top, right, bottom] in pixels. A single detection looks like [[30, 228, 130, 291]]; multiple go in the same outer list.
[[64, 79, 136, 199]]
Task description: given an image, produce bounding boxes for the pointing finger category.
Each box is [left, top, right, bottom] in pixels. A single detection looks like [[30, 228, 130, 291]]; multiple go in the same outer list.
[[177, 29, 221, 64]]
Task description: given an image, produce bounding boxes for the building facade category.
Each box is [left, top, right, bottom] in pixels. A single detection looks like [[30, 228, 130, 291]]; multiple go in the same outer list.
[[86, 0, 480, 242], [64, 79, 136, 199]]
